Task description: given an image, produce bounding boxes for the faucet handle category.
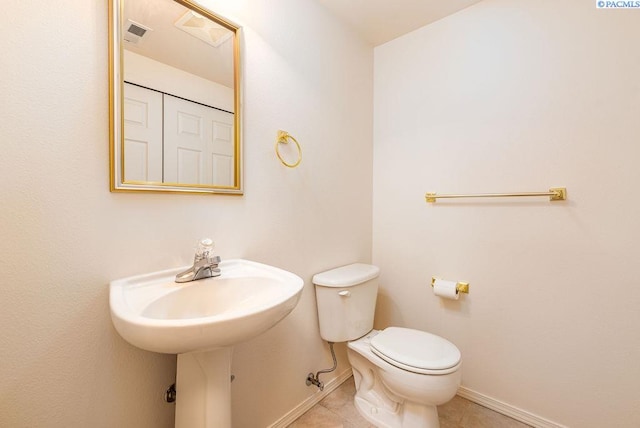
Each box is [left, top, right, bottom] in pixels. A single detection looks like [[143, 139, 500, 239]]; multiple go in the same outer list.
[[195, 238, 215, 261], [199, 238, 214, 248]]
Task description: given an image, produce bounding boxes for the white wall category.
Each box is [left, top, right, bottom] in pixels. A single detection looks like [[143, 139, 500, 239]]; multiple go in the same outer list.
[[373, 1, 640, 427], [0, 1, 372, 427]]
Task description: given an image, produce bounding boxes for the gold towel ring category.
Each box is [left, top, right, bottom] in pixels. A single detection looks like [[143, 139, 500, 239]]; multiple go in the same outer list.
[[275, 130, 302, 168]]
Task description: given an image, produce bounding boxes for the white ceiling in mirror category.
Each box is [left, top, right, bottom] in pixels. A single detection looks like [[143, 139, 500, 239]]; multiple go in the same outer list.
[[315, 0, 485, 46], [123, 0, 234, 87]]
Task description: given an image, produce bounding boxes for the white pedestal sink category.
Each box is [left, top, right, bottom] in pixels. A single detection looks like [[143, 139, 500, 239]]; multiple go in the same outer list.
[[109, 259, 304, 428]]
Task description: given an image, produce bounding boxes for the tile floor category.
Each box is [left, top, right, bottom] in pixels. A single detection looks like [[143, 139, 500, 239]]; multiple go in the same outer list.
[[287, 377, 531, 428]]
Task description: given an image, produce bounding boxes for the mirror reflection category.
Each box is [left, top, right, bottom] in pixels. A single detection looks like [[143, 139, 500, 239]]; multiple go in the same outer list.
[[110, 0, 242, 194]]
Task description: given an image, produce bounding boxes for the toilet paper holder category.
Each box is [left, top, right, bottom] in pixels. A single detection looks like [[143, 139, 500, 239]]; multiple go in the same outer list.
[[431, 277, 470, 294]]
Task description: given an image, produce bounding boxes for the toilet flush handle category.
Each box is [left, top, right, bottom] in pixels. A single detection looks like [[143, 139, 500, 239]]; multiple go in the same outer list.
[[338, 290, 351, 297]]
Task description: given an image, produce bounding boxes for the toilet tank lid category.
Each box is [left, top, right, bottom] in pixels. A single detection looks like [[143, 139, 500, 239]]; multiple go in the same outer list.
[[313, 263, 380, 287]]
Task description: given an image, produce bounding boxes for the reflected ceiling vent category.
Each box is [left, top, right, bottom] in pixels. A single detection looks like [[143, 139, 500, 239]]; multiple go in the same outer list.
[[174, 11, 233, 48], [124, 19, 152, 44]]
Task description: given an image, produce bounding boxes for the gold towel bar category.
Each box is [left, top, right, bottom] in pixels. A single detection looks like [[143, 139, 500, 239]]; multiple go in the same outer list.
[[425, 187, 566, 203], [431, 277, 469, 294]]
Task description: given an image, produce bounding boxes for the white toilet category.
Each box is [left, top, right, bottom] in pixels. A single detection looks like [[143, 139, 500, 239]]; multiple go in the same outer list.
[[313, 263, 462, 428]]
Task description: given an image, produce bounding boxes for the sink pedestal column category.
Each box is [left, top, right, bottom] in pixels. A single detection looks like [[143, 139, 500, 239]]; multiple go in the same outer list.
[[175, 347, 233, 428]]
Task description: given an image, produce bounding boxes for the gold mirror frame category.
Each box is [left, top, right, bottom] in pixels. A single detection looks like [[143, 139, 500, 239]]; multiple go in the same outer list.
[[109, 0, 242, 194]]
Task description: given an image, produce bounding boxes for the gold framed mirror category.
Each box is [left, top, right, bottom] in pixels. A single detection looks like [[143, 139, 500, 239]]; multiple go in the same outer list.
[[109, 0, 242, 194]]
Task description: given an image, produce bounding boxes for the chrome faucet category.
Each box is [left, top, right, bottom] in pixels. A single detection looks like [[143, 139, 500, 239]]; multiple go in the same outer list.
[[175, 238, 221, 283]]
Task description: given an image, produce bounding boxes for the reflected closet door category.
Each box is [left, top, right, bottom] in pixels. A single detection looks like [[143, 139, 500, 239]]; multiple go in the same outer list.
[[163, 94, 234, 186], [123, 83, 163, 183]]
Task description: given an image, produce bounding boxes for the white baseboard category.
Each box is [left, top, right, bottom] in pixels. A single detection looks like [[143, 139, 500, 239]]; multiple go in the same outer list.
[[267, 368, 353, 428], [267, 373, 565, 428], [457, 386, 567, 428]]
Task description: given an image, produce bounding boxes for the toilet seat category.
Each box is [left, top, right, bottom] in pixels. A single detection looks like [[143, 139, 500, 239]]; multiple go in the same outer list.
[[370, 327, 461, 375]]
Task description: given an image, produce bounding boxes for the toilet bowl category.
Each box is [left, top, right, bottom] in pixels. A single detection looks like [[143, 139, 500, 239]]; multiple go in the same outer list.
[[348, 329, 461, 427], [313, 264, 462, 428]]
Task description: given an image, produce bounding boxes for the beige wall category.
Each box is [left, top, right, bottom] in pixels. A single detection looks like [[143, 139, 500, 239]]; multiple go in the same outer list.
[[373, 1, 640, 427], [0, 0, 372, 427]]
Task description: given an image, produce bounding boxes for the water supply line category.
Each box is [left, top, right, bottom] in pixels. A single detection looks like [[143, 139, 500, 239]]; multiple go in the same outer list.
[[306, 342, 337, 391]]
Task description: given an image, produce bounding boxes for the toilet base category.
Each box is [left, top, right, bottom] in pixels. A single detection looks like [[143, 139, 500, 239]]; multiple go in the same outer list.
[[347, 330, 460, 428], [354, 394, 440, 428], [402, 402, 440, 428]]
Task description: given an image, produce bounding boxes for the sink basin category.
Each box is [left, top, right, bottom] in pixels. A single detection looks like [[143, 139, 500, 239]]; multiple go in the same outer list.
[[110, 259, 304, 354]]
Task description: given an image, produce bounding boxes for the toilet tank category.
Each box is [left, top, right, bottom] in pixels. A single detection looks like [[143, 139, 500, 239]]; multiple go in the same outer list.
[[312, 263, 380, 342]]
